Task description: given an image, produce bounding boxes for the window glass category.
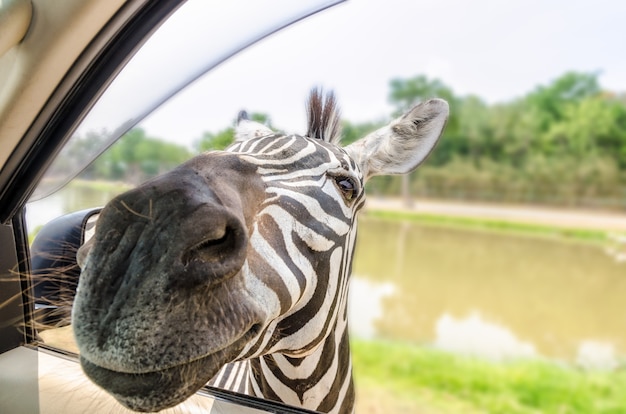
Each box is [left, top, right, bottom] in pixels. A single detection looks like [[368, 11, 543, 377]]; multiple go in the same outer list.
[[25, 0, 626, 413], [31, 0, 342, 202]]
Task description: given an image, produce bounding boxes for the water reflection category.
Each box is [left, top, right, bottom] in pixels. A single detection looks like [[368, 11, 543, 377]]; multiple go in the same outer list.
[[605, 234, 626, 263], [433, 312, 536, 361], [25, 186, 626, 369], [352, 216, 626, 366], [348, 278, 395, 340], [26, 183, 127, 231], [576, 340, 618, 371]]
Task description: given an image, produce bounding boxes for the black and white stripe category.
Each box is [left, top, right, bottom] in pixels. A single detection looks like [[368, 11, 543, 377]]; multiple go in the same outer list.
[[206, 97, 364, 413], [72, 90, 448, 414]]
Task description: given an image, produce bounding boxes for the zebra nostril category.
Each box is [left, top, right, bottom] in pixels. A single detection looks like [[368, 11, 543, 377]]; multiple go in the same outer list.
[[182, 226, 239, 267], [177, 218, 248, 288]]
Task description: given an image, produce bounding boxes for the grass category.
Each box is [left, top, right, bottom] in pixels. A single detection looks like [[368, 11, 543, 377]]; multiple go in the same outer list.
[[351, 339, 626, 414], [364, 209, 611, 243]]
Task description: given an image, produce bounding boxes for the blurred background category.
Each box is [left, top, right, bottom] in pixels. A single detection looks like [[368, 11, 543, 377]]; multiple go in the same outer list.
[[27, 0, 626, 413]]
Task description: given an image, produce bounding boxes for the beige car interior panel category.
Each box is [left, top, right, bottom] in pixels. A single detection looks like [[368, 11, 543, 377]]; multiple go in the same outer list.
[[0, 0, 125, 168], [0, 0, 32, 57]]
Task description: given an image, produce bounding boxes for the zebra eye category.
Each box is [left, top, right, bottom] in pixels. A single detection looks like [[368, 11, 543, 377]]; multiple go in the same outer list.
[[335, 177, 356, 201]]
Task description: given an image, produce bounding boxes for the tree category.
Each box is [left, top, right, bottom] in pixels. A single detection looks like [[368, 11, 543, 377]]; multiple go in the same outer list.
[[92, 127, 191, 183], [196, 129, 235, 152], [381, 71, 626, 207], [388, 75, 461, 205], [389, 75, 456, 114], [341, 120, 385, 146], [525, 71, 601, 131], [195, 112, 273, 152], [543, 96, 626, 164]]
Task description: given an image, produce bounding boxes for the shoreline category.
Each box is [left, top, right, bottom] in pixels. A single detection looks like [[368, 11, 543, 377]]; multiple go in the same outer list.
[[364, 197, 626, 233]]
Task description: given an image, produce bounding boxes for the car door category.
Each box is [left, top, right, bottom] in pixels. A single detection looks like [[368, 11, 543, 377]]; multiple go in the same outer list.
[[0, 1, 340, 412]]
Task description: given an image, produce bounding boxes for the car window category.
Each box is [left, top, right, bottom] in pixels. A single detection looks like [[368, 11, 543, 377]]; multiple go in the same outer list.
[[21, 1, 626, 413], [23, 0, 342, 413], [30, 0, 342, 202]]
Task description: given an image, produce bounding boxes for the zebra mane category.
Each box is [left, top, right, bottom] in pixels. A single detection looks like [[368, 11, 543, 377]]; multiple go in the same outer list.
[[306, 88, 342, 144]]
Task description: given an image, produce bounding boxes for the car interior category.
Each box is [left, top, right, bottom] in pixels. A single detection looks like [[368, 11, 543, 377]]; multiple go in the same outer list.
[[0, 0, 340, 412]]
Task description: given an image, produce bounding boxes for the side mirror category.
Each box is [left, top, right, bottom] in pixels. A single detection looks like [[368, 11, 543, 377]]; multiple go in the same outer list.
[[31, 208, 100, 328]]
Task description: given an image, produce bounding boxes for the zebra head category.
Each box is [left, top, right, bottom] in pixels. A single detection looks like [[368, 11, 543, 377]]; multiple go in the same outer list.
[[72, 90, 448, 413]]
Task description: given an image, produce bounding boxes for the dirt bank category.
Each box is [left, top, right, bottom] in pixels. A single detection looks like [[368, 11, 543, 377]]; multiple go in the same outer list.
[[364, 197, 626, 232]]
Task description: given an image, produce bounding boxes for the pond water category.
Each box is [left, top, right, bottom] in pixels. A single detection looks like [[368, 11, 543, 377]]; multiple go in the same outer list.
[[350, 217, 626, 369], [27, 186, 626, 368], [26, 184, 125, 231]]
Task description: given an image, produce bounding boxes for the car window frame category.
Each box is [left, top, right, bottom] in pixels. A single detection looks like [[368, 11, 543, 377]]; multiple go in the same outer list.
[[0, 0, 183, 356], [0, 1, 342, 412], [0, 0, 183, 225]]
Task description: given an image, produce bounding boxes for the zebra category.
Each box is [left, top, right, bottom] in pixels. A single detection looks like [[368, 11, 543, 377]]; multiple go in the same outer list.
[[72, 89, 449, 413]]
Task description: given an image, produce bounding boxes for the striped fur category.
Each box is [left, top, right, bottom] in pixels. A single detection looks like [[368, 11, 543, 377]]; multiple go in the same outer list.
[[306, 89, 342, 144], [204, 130, 364, 413], [73, 90, 448, 414]]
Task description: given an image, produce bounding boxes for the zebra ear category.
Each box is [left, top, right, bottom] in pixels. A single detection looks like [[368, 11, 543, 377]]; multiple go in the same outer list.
[[345, 99, 448, 180], [234, 110, 274, 142]]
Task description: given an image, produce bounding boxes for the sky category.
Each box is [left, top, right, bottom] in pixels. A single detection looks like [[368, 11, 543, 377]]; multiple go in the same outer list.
[[90, 0, 626, 149]]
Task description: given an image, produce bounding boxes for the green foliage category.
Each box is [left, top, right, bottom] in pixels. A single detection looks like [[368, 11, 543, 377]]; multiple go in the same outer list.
[[91, 128, 192, 184], [195, 112, 273, 152], [352, 340, 626, 414], [364, 209, 608, 243], [389, 75, 462, 156], [341, 119, 385, 146], [526, 71, 601, 130], [249, 112, 272, 125], [383, 72, 626, 208], [389, 75, 458, 114], [196, 129, 235, 152], [67, 72, 626, 209]]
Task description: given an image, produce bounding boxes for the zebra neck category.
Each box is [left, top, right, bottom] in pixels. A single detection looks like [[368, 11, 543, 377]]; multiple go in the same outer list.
[[249, 314, 354, 414]]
